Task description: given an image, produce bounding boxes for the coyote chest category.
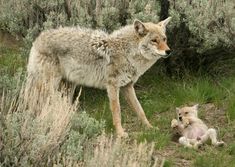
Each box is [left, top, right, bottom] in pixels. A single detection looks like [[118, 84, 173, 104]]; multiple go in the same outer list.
[[105, 50, 159, 88]]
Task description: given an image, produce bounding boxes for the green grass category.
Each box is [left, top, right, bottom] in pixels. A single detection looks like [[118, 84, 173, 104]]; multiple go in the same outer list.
[[0, 45, 25, 72], [0, 45, 26, 95], [193, 146, 235, 167], [163, 160, 173, 167], [82, 65, 235, 166], [1, 44, 235, 166], [137, 129, 171, 149]]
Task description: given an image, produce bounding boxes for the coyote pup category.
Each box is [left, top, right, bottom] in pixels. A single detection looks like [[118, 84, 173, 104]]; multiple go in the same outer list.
[[171, 104, 224, 148], [27, 17, 172, 137]]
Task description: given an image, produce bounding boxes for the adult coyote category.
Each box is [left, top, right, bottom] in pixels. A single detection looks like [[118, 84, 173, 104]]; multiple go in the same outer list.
[[27, 17, 172, 137]]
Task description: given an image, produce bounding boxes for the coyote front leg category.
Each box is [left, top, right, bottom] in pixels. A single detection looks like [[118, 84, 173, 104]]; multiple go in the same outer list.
[[107, 85, 128, 137], [123, 84, 153, 128]]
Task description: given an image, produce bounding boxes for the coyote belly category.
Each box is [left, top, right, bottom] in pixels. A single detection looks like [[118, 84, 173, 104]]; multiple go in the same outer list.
[[27, 17, 172, 137]]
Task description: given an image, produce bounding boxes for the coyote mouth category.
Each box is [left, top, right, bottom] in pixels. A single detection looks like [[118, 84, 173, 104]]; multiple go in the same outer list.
[[161, 54, 170, 58], [161, 51, 173, 58]]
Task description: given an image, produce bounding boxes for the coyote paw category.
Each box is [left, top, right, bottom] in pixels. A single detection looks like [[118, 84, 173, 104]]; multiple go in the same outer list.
[[193, 141, 203, 149], [215, 141, 225, 147], [146, 123, 153, 129], [184, 144, 193, 148], [171, 119, 178, 128], [182, 117, 190, 127], [117, 130, 128, 138]]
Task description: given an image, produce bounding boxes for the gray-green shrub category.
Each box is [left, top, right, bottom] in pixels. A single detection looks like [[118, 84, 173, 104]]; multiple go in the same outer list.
[[169, 0, 235, 52]]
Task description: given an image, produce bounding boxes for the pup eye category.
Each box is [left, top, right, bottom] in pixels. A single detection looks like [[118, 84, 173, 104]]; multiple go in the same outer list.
[[163, 37, 167, 41], [151, 39, 157, 43], [185, 112, 189, 114]]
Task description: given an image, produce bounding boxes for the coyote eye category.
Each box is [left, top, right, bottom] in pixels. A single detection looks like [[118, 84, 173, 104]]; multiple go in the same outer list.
[[185, 112, 189, 114], [151, 39, 157, 43], [163, 37, 167, 41]]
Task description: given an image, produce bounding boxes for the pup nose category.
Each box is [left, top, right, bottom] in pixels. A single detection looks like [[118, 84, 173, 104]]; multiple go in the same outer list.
[[166, 50, 171, 55], [179, 117, 182, 121]]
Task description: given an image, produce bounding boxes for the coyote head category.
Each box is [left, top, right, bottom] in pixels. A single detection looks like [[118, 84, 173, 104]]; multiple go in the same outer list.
[[134, 17, 171, 59], [176, 104, 199, 121]]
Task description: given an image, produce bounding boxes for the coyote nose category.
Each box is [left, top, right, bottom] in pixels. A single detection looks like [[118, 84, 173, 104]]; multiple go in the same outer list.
[[166, 50, 171, 55], [179, 117, 182, 121]]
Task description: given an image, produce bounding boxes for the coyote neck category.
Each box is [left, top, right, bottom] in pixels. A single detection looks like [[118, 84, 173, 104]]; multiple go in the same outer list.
[[108, 30, 139, 54], [106, 32, 160, 84]]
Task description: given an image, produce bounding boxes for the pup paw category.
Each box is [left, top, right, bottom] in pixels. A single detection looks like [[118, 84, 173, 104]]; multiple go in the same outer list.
[[215, 141, 225, 147], [182, 117, 190, 126], [193, 141, 203, 149], [171, 119, 178, 128]]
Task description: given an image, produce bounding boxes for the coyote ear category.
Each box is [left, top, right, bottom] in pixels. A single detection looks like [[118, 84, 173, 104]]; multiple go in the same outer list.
[[193, 104, 199, 116], [134, 19, 147, 36], [158, 17, 171, 32], [176, 107, 180, 113], [158, 17, 172, 27], [193, 104, 199, 111]]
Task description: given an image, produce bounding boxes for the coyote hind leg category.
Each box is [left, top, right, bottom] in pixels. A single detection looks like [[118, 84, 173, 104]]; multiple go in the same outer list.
[[200, 128, 224, 146]]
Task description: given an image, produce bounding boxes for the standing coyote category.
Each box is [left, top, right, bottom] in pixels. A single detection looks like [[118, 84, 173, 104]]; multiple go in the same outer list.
[[27, 17, 172, 137], [171, 105, 224, 148]]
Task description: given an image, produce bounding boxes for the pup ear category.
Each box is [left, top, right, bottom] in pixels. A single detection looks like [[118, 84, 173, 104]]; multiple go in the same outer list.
[[134, 19, 147, 36], [192, 104, 199, 117], [158, 17, 171, 32], [176, 107, 180, 113], [193, 104, 199, 111]]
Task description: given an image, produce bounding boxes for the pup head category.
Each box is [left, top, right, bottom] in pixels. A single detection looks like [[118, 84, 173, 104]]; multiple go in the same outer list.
[[176, 104, 199, 121], [134, 17, 171, 59]]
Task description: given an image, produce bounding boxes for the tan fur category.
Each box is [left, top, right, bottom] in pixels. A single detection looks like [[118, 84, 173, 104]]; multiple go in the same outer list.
[[171, 104, 224, 149], [158, 41, 170, 51], [27, 17, 172, 137]]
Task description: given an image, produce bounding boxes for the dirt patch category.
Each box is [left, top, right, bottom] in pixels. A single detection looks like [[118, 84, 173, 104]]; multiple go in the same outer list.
[[200, 103, 227, 126], [200, 103, 235, 143]]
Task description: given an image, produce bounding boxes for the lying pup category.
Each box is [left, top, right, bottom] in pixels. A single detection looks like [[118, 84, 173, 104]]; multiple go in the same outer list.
[[171, 104, 224, 149]]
